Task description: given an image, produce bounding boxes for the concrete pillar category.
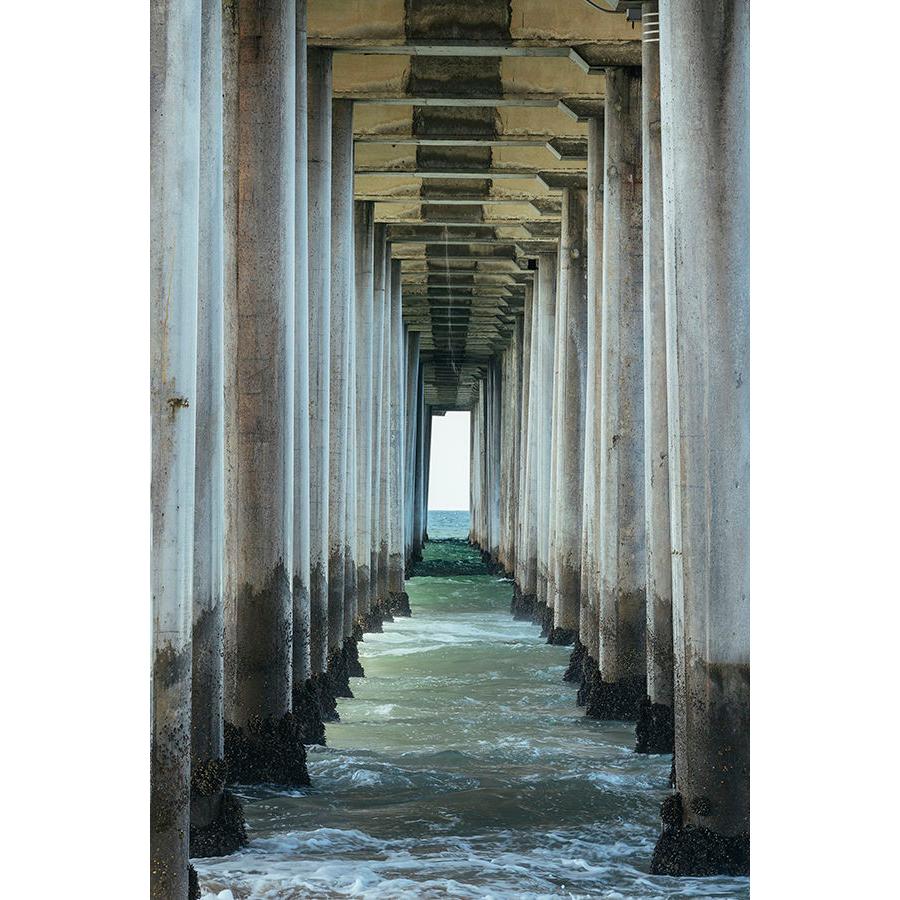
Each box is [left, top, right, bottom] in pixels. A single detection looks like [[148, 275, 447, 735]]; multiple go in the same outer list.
[[369, 224, 390, 627], [476, 377, 485, 550], [651, 0, 749, 875], [387, 258, 409, 612], [422, 406, 432, 543], [533, 253, 557, 633], [499, 321, 522, 577], [343, 293, 360, 680], [287, 0, 324, 748], [343, 198, 358, 652], [189, 0, 247, 859], [223, 0, 305, 786], [546, 249, 564, 636], [510, 317, 524, 575], [635, 1, 674, 756], [307, 47, 331, 686], [572, 117, 605, 700], [404, 330, 421, 567], [498, 349, 511, 572], [412, 365, 427, 559], [471, 377, 487, 549], [516, 284, 535, 610], [589, 66, 646, 722], [354, 201, 375, 623], [150, 0, 200, 893], [549, 187, 588, 645], [472, 386, 480, 545], [327, 97, 353, 684], [484, 357, 502, 564]]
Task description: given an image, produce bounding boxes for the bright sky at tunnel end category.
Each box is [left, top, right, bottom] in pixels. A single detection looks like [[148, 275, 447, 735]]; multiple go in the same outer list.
[[428, 411, 470, 510]]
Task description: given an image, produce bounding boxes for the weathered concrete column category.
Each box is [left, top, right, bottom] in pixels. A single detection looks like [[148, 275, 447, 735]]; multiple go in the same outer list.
[[344, 261, 358, 648], [354, 201, 375, 625], [571, 117, 605, 702], [306, 47, 331, 704], [189, 0, 247, 860], [404, 330, 421, 568], [223, 0, 306, 787], [512, 282, 536, 620], [469, 377, 487, 540], [343, 242, 360, 674], [498, 347, 511, 573], [480, 358, 502, 565], [499, 320, 522, 578], [328, 96, 355, 697], [288, 0, 325, 747], [326, 97, 352, 692], [588, 66, 646, 722], [651, 0, 749, 876], [422, 406, 432, 544], [564, 117, 604, 706], [533, 252, 557, 634], [387, 258, 409, 613], [412, 365, 427, 560], [473, 377, 488, 550], [150, 1, 200, 893], [549, 187, 588, 646], [635, 1, 674, 757], [343, 222, 358, 648], [369, 224, 390, 629], [545, 249, 565, 636]]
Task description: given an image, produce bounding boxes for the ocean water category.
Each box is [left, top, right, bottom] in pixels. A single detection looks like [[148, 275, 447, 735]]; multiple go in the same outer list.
[[194, 517, 749, 899], [425, 509, 471, 539]]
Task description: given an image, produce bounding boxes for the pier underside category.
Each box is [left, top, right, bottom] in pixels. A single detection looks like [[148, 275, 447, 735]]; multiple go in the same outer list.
[[151, 1, 749, 896]]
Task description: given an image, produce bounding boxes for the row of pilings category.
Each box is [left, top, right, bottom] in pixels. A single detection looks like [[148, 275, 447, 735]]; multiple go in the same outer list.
[[469, 2, 749, 880], [150, 3, 430, 896]]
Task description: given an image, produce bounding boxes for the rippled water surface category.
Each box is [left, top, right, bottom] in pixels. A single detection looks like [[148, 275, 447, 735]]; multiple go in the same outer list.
[[195, 511, 749, 899]]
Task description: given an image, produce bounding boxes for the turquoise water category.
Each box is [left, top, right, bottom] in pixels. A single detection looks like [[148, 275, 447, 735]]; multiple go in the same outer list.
[[194, 512, 749, 899]]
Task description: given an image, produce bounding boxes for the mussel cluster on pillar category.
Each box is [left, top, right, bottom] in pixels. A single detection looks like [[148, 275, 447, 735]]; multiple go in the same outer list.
[[151, 2, 428, 896], [468, 0, 749, 880]]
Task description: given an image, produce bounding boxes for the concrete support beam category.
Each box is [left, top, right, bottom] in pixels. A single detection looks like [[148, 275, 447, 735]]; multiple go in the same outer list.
[[404, 330, 422, 565], [223, 0, 304, 785], [332, 54, 605, 107], [353, 105, 588, 145], [308, 0, 641, 64], [487, 358, 502, 562], [307, 46, 331, 679], [370, 225, 390, 623], [412, 366, 427, 559], [291, 0, 320, 744], [422, 407, 433, 540], [579, 116, 605, 685], [591, 66, 646, 722], [651, 0, 750, 876], [344, 214, 359, 644], [387, 258, 408, 608], [517, 282, 538, 605], [189, 0, 248, 860], [533, 252, 556, 628], [328, 96, 354, 678], [150, 1, 200, 892], [322, 42, 639, 70], [498, 320, 522, 576], [548, 187, 588, 645], [354, 201, 375, 622], [635, 2, 674, 757], [469, 384, 483, 544]]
